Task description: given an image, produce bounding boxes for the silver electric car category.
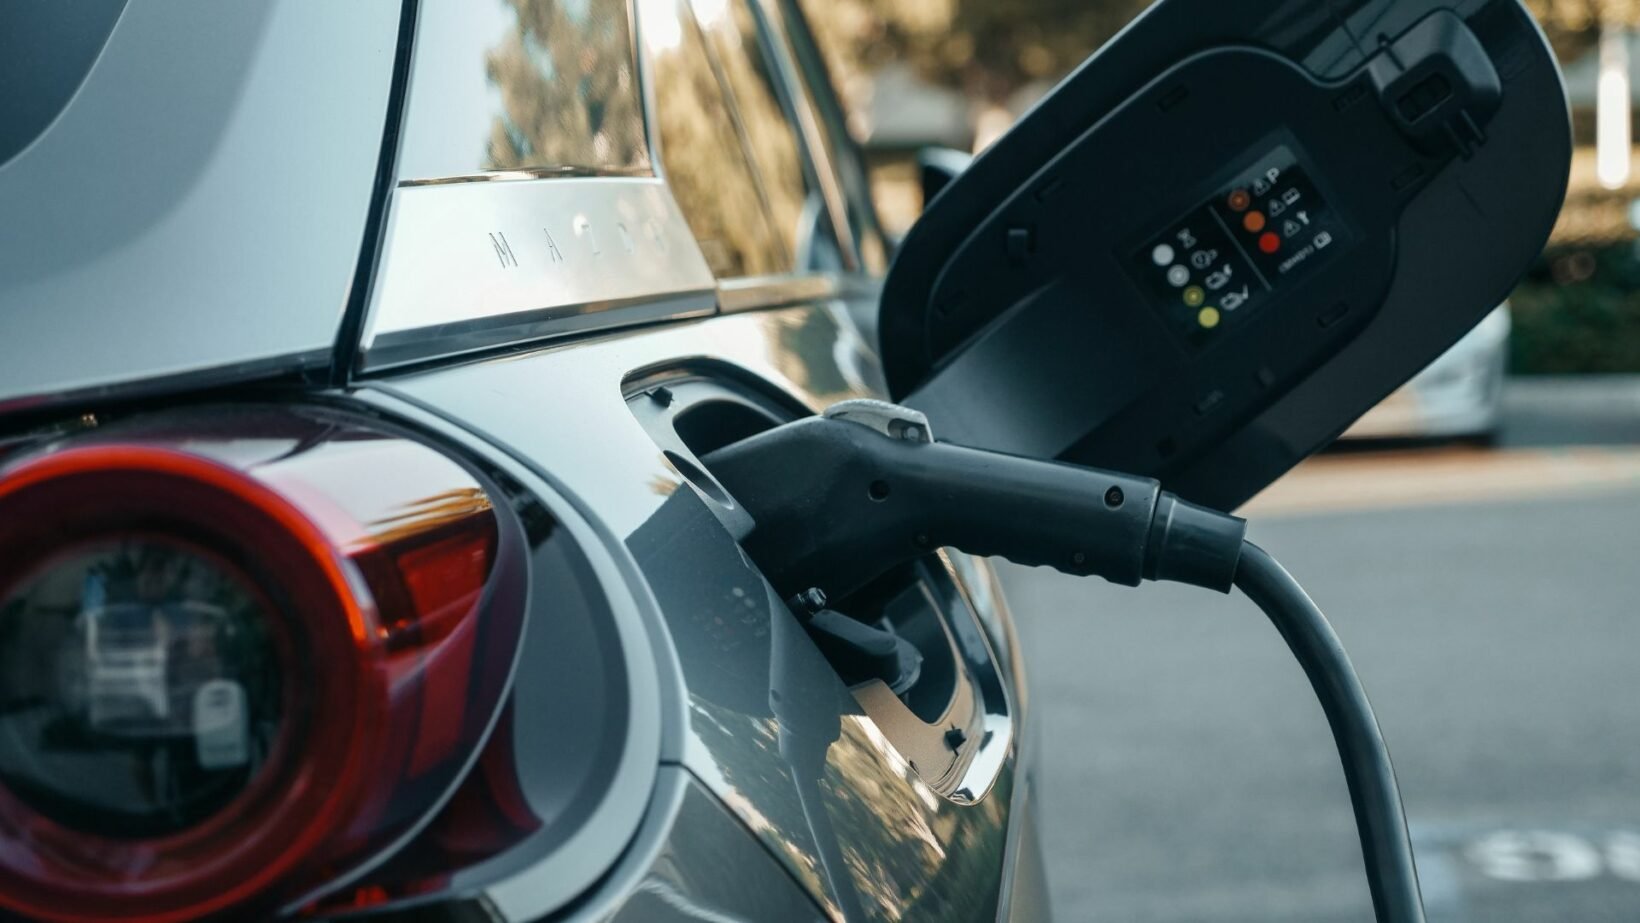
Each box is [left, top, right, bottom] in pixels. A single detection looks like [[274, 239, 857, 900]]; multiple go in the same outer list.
[[0, 1, 1043, 920], [0, 0, 1571, 921], [1345, 304, 1512, 441]]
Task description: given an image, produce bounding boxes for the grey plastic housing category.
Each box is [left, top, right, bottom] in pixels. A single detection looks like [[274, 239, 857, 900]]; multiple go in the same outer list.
[[879, 0, 1569, 510]]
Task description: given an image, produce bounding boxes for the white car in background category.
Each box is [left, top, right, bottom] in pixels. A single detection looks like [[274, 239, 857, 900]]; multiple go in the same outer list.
[[1344, 305, 1512, 442]]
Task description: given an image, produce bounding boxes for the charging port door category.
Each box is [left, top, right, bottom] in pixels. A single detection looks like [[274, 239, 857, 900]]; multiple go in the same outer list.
[[879, 0, 1569, 510]]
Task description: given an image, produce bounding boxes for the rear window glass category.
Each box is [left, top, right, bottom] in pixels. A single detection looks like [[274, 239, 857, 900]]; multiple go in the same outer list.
[[397, 0, 650, 183], [647, 0, 788, 276], [696, 0, 839, 272]]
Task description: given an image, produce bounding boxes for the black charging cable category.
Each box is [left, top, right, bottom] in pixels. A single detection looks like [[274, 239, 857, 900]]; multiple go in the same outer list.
[[1234, 542, 1425, 923], [706, 400, 1426, 923]]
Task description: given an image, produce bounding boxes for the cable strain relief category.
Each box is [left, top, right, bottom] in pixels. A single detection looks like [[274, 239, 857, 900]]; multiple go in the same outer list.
[[1143, 493, 1247, 592]]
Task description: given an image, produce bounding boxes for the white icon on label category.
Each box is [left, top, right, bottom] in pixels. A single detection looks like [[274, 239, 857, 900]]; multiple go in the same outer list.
[[1283, 219, 1303, 238], [1252, 177, 1272, 196], [1167, 265, 1191, 287], [1268, 198, 1286, 217], [1314, 231, 1334, 250], [1152, 243, 1175, 266], [1296, 210, 1311, 226], [194, 680, 249, 770], [1221, 287, 1250, 311], [1205, 265, 1233, 290], [1266, 167, 1282, 184], [1177, 228, 1199, 249], [1282, 187, 1302, 206], [1190, 249, 1218, 270]]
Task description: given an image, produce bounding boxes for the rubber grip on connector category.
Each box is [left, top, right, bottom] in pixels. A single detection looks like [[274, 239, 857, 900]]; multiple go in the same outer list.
[[1143, 494, 1247, 592]]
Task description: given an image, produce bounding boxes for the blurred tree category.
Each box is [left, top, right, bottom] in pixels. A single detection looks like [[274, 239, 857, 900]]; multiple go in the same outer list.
[[1527, 0, 1640, 32], [1524, 0, 1640, 57], [647, 0, 790, 277], [484, 0, 649, 172], [805, 1, 1640, 133], [699, 0, 823, 266], [798, 0, 1148, 125]]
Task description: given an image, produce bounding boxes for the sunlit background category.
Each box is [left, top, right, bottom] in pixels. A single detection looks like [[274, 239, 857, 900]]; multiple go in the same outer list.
[[792, 2, 1640, 921]]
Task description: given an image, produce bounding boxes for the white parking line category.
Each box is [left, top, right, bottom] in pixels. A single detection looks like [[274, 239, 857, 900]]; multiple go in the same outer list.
[[1465, 829, 1640, 883], [1412, 822, 1640, 922]]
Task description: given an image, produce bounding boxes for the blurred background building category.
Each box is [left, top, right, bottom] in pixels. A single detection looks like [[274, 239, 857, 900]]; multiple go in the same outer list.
[[804, 0, 1640, 375]]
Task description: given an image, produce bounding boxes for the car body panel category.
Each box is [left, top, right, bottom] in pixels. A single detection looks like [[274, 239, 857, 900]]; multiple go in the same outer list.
[[369, 303, 1028, 921], [0, 0, 130, 168], [603, 770, 829, 923], [0, 0, 1047, 917], [0, 0, 401, 411], [358, 177, 716, 372], [326, 382, 680, 921]]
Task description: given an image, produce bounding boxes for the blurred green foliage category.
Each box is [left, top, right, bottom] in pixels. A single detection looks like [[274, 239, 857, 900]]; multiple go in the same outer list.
[[1511, 245, 1640, 373], [800, 1, 1616, 112], [799, 0, 1149, 110], [485, 0, 649, 172]]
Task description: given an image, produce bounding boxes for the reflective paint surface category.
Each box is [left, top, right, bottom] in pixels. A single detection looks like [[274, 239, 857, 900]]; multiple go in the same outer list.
[[360, 178, 715, 372], [373, 303, 1026, 920], [0, 1, 399, 410], [605, 771, 830, 922], [397, 0, 651, 183]]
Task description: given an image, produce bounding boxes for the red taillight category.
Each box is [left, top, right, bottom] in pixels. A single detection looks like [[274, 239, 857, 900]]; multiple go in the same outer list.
[[0, 409, 527, 922]]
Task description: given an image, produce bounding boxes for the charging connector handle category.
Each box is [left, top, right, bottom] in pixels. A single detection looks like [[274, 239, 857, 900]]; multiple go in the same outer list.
[[705, 404, 1246, 600], [709, 404, 1423, 922]]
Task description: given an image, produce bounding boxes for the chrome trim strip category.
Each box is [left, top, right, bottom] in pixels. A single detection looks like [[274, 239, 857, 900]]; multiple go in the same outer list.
[[364, 289, 715, 372], [716, 274, 838, 313], [359, 176, 717, 372], [397, 166, 656, 188]]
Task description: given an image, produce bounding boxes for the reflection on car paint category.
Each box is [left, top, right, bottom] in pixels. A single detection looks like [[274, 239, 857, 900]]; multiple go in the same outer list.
[[629, 488, 1012, 921], [397, 0, 650, 183], [380, 304, 1016, 920]]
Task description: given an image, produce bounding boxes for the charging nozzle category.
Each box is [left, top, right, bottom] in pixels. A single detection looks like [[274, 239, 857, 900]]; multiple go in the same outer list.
[[707, 402, 1426, 923], [706, 400, 1246, 600]]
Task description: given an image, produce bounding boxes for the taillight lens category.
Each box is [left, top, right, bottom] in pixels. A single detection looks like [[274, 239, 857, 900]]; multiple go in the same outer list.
[[0, 408, 527, 923], [0, 537, 285, 840]]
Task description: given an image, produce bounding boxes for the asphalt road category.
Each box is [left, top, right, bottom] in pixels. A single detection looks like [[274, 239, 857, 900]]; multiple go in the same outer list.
[[1005, 379, 1640, 922]]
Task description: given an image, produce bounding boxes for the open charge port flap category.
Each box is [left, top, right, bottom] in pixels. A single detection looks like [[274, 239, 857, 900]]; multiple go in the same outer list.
[[623, 372, 1014, 801]]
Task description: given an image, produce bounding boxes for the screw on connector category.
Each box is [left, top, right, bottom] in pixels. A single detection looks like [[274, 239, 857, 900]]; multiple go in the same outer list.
[[1104, 486, 1125, 508], [785, 587, 828, 621]]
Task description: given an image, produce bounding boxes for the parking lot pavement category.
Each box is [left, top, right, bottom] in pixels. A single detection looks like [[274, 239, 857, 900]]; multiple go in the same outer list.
[[1006, 378, 1640, 922], [1500, 376, 1640, 448]]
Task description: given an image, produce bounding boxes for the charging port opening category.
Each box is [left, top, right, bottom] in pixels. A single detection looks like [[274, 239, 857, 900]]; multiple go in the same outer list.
[[623, 370, 1015, 801]]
